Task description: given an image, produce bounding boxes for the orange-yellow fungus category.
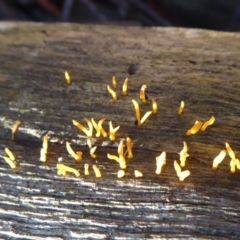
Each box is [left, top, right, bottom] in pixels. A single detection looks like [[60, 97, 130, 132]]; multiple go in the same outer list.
[[65, 71, 71, 85], [72, 119, 91, 137], [155, 151, 166, 174], [132, 99, 141, 126], [107, 85, 117, 101], [84, 118, 93, 137], [12, 121, 21, 140], [186, 121, 203, 135], [91, 118, 101, 137], [177, 101, 184, 115], [179, 142, 189, 167], [87, 138, 92, 149], [134, 170, 143, 178], [179, 141, 188, 156], [66, 141, 82, 161], [122, 78, 128, 96], [112, 76, 117, 88], [212, 150, 226, 170], [98, 118, 107, 137], [126, 137, 133, 159], [179, 170, 190, 182], [107, 153, 120, 162], [107, 153, 126, 169], [230, 158, 239, 173], [3, 156, 16, 169], [40, 148, 47, 162], [42, 134, 48, 152], [140, 111, 152, 126], [56, 163, 80, 177], [174, 160, 181, 177], [140, 85, 147, 103], [93, 165, 101, 178], [117, 170, 125, 178], [57, 169, 67, 176], [109, 121, 120, 141], [225, 142, 236, 160], [201, 116, 215, 131], [152, 99, 157, 114], [5, 148, 15, 161], [118, 139, 125, 157], [84, 163, 90, 175], [90, 146, 97, 158]]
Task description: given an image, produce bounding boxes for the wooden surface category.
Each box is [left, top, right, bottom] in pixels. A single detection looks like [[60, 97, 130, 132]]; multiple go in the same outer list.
[[0, 22, 240, 239]]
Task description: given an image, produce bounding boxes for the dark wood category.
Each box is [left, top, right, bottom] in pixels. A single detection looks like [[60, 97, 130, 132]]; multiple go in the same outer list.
[[0, 22, 240, 239]]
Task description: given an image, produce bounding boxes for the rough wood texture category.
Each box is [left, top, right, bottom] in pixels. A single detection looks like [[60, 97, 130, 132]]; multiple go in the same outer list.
[[0, 22, 240, 239]]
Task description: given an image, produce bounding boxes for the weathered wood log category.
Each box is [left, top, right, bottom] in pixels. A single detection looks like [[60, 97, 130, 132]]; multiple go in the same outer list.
[[0, 22, 240, 239]]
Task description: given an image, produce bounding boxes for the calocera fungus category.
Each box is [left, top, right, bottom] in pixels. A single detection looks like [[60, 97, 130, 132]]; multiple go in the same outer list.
[[66, 141, 82, 161], [118, 139, 125, 157], [117, 170, 125, 178], [179, 142, 189, 167], [43, 134, 48, 152], [98, 118, 107, 137], [72, 119, 92, 137], [155, 151, 166, 174], [91, 118, 101, 137], [90, 146, 97, 158], [134, 170, 143, 178], [57, 163, 80, 177], [230, 158, 239, 173], [5, 148, 15, 161], [107, 153, 126, 169], [174, 160, 190, 182], [87, 138, 92, 149], [140, 111, 152, 126], [140, 85, 147, 103], [107, 85, 117, 101], [93, 165, 101, 178], [122, 78, 128, 96], [3, 156, 16, 169], [126, 137, 133, 159], [65, 71, 71, 85], [112, 76, 117, 88], [177, 101, 184, 115], [201, 116, 215, 131], [40, 133, 48, 162], [84, 163, 90, 175], [152, 99, 158, 114], [186, 121, 203, 135], [225, 142, 236, 160], [12, 121, 21, 140], [132, 99, 141, 126], [109, 121, 120, 141], [212, 150, 226, 170]]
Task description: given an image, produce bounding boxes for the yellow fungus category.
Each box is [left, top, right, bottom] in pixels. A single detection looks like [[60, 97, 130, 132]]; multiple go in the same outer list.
[[84, 118, 93, 137], [230, 158, 238, 173], [107, 153, 126, 169], [118, 139, 125, 157], [179, 170, 190, 182], [66, 141, 82, 161], [87, 138, 92, 149], [186, 121, 203, 135], [3, 156, 16, 169], [84, 163, 90, 175], [126, 137, 133, 159], [117, 170, 125, 178], [179, 142, 189, 167], [12, 121, 21, 140], [177, 101, 184, 115], [56, 163, 80, 177], [155, 151, 166, 175], [201, 116, 215, 131], [40, 148, 47, 162], [112, 76, 117, 88], [93, 165, 101, 178], [225, 142, 236, 160], [132, 99, 141, 126], [122, 78, 128, 96], [5, 148, 15, 161], [57, 169, 66, 176], [42, 134, 48, 152], [90, 146, 97, 158], [91, 118, 101, 137], [65, 71, 71, 85], [107, 85, 117, 101], [174, 160, 181, 177], [152, 99, 157, 114], [98, 118, 107, 137], [140, 85, 147, 103], [134, 170, 143, 178], [140, 111, 152, 126], [107, 153, 120, 162], [109, 121, 120, 141], [72, 119, 92, 137], [212, 150, 226, 170]]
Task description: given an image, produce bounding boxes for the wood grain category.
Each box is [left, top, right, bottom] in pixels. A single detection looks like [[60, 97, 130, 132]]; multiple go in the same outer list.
[[0, 22, 240, 239]]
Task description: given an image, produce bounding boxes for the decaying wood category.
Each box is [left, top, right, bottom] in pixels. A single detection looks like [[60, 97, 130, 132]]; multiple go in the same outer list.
[[0, 22, 240, 239]]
